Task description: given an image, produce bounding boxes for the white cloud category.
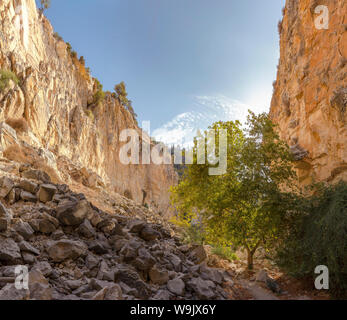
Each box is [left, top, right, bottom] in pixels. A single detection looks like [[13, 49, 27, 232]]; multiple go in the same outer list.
[[152, 95, 267, 147]]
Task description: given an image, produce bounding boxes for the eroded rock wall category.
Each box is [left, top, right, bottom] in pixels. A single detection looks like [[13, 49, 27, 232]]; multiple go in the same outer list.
[[270, 0, 347, 184], [0, 0, 177, 214]]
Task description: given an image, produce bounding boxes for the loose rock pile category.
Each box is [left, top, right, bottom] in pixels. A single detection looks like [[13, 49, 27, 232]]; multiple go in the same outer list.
[[0, 172, 231, 300]]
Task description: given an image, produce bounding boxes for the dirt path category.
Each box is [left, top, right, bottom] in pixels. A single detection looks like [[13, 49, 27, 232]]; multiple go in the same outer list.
[[239, 280, 280, 300]]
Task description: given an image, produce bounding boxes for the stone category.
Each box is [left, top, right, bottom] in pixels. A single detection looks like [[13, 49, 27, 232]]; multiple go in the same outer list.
[[149, 265, 169, 285], [85, 254, 100, 270], [22, 252, 36, 264], [187, 277, 215, 300], [19, 241, 40, 255], [0, 201, 12, 232], [89, 240, 109, 255], [56, 200, 91, 226], [114, 268, 151, 299], [66, 279, 84, 291], [256, 269, 269, 283], [28, 269, 53, 300], [37, 184, 57, 203], [167, 278, 185, 296], [152, 290, 171, 300], [19, 179, 38, 194], [22, 169, 51, 183], [0, 283, 29, 300], [92, 284, 122, 300], [0, 176, 14, 198], [140, 226, 160, 241], [20, 191, 37, 203], [47, 240, 87, 262], [77, 219, 96, 238], [128, 220, 145, 233], [13, 222, 34, 240], [0, 238, 21, 264], [97, 218, 116, 234], [189, 245, 207, 264]]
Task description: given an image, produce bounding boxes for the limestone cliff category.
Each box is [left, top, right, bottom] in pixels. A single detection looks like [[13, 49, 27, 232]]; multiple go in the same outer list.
[[270, 0, 347, 184], [0, 0, 177, 215]]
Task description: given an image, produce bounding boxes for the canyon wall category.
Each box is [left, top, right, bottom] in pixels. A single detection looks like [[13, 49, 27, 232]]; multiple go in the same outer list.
[[0, 0, 177, 215], [270, 0, 347, 184]]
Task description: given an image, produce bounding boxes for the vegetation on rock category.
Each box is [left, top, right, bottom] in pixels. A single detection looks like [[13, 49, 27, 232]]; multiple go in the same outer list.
[[0, 69, 19, 93]]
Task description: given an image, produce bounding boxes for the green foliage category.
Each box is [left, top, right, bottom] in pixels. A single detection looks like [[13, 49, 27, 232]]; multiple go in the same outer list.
[[84, 109, 94, 121], [276, 182, 347, 299], [91, 78, 105, 106], [114, 82, 137, 122], [40, 0, 51, 12], [171, 112, 297, 269], [53, 32, 63, 41], [212, 246, 238, 262], [0, 69, 19, 93], [66, 42, 72, 53]]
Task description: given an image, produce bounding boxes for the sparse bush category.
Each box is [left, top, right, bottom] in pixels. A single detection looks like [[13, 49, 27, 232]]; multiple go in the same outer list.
[[5, 118, 29, 133], [53, 32, 63, 41], [39, 0, 51, 13], [114, 82, 137, 122], [84, 109, 94, 121], [3, 145, 61, 184], [276, 182, 347, 299], [79, 56, 85, 66], [212, 246, 238, 262], [91, 78, 105, 106], [0, 69, 19, 93]]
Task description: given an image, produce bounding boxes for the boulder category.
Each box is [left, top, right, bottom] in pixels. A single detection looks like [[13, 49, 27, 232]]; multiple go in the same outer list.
[[114, 268, 151, 299], [56, 200, 91, 226], [19, 180, 38, 194], [47, 240, 87, 262], [13, 222, 34, 240], [0, 176, 14, 198], [19, 241, 40, 256], [22, 169, 51, 183], [20, 191, 37, 203], [189, 245, 208, 264], [0, 238, 21, 264], [128, 220, 145, 233], [187, 277, 215, 300], [77, 219, 96, 238], [92, 284, 122, 300], [0, 283, 29, 300], [149, 265, 169, 285], [140, 226, 160, 241], [167, 278, 185, 296], [29, 269, 53, 300], [37, 184, 57, 203]]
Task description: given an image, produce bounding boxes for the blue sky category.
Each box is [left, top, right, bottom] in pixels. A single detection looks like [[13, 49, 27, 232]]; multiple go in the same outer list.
[[39, 0, 285, 145]]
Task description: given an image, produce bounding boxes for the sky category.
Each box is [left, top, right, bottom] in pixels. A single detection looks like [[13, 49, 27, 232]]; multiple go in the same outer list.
[[38, 0, 285, 146]]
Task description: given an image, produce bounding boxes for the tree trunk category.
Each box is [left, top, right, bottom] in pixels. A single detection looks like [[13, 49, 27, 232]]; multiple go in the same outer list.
[[247, 249, 254, 270]]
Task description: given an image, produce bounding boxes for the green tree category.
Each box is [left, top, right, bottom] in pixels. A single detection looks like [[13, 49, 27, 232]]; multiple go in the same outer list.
[[114, 82, 137, 122], [171, 112, 297, 269]]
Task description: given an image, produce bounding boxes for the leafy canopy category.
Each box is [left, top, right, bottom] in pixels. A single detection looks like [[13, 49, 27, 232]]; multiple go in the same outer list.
[[171, 111, 297, 268]]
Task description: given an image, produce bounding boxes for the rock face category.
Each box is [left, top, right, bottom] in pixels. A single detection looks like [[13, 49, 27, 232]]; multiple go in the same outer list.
[[0, 0, 177, 215], [0, 173, 230, 300], [270, 0, 347, 185]]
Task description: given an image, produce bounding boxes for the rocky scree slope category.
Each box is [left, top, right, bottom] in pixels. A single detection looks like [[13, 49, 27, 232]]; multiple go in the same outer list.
[[0, 0, 177, 216], [270, 0, 347, 184], [0, 166, 231, 300]]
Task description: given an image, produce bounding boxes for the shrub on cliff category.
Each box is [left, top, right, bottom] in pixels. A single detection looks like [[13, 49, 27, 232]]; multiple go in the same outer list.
[[5, 118, 29, 133], [91, 78, 105, 106], [39, 0, 51, 13], [276, 182, 347, 299], [0, 70, 19, 93], [114, 82, 138, 123]]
